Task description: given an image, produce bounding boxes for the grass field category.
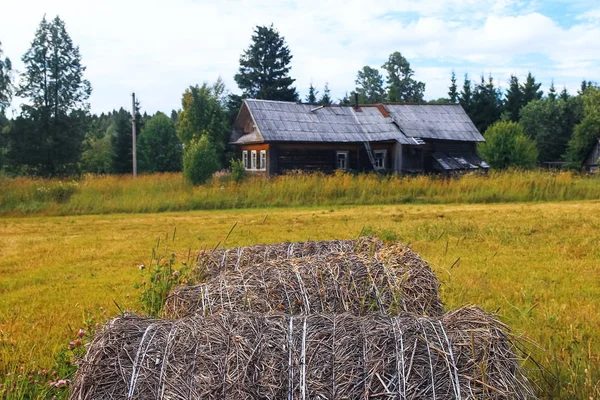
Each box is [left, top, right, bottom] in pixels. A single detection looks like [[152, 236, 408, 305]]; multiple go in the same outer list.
[[2, 170, 600, 216], [1, 201, 599, 398]]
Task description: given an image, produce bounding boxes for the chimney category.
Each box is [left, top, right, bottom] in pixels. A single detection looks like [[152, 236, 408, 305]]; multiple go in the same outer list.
[[354, 93, 360, 110]]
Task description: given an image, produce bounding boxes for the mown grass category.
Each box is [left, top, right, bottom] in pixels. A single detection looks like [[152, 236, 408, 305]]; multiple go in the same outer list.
[[1, 170, 599, 216], [0, 201, 599, 398]]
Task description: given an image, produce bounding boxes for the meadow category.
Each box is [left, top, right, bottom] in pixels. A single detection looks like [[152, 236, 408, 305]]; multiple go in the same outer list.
[[0, 200, 599, 399], [1, 170, 600, 216]]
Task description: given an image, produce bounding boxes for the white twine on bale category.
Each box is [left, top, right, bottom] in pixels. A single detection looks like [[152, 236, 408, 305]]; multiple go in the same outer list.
[[127, 323, 157, 400], [438, 320, 462, 400], [419, 318, 437, 400], [294, 272, 311, 314], [157, 325, 177, 399], [392, 317, 407, 400], [300, 316, 308, 400], [287, 316, 294, 400]]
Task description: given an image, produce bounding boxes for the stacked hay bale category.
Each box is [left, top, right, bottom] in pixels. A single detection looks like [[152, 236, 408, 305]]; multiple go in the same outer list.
[[71, 238, 535, 400]]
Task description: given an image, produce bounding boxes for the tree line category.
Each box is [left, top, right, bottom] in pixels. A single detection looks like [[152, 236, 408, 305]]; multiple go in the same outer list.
[[0, 18, 598, 181]]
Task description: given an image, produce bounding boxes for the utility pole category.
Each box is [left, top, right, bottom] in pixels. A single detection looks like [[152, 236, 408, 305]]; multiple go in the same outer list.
[[132, 92, 137, 177]]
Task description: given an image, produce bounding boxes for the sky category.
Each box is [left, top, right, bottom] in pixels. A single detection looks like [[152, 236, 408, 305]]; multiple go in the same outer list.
[[1, 0, 599, 115]]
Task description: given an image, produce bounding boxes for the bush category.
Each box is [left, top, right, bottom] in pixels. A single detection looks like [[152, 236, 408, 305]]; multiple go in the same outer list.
[[478, 121, 538, 169], [231, 158, 245, 182], [183, 137, 220, 185]]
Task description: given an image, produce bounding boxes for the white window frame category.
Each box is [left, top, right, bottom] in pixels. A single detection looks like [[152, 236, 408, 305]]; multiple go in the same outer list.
[[374, 150, 387, 170], [336, 151, 349, 170], [259, 150, 267, 170], [251, 150, 257, 170], [242, 151, 249, 169]]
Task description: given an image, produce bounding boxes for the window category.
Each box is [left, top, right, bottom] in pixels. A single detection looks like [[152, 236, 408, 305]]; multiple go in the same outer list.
[[336, 151, 349, 170], [251, 150, 257, 170], [374, 150, 387, 170], [260, 150, 267, 170], [242, 151, 248, 169]]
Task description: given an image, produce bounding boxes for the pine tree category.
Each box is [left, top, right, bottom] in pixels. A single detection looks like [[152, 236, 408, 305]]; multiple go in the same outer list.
[[12, 16, 91, 175], [382, 52, 425, 102], [111, 108, 135, 174], [548, 80, 557, 101], [339, 92, 351, 106], [0, 41, 12, 112], [354, 66, 386, 104], [503, 75, 523, 122], [559, 87, 570, 101], [319, 83, 332, 105], [234, 25, 298, 101], [305, 82, 318, 104], [470, 74, 502, 134], [521, 72, 543, 105], [448, 71, 458, 103], [459, 74, 473, 114]]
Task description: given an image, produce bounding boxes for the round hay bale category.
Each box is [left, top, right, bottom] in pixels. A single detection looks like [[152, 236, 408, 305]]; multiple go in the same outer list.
[[71, 308, 535, 400], [196, 237, 383, 280], [164, 249, 442, 319]]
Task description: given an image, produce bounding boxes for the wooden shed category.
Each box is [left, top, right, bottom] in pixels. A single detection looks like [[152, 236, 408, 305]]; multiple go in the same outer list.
[[584, 138, 600, 173], [230, 99, 489, 176]]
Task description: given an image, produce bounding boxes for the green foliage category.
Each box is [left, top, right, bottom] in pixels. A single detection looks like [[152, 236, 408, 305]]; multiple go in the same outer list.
[[521, 71, 543, 104], [34, 180, 79, 203], [138, 112, 182, 173], [176, 80, 229, 162], [447, 71, 458, 104], [81, 134, 112, 174], [135, 234, 191, 317], [230, 158, 245, 182], [503, 75, 522, 122], [0, 41, 12, 111], [382, 51, 425, 102], [478, 121, 538, 169], [566, 87, 600, 166], [9, 16, 91, 176], [183, 136, 220, 185], [305, 82, 318, 104], [319, 83, 332, 106], [459, 74, 473, 114], [520, 97, 583, 162], [470, 75, 503, 134], [354, 66, 386, 104], [110, 108, 135, 174], [234, 25, 298, 101]]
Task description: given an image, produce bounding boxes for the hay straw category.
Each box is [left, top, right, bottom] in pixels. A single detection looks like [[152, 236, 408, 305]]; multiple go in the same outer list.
[[71, 307, 535, 400], [164, 248, 442, 319], [195, 237, 383, 280]]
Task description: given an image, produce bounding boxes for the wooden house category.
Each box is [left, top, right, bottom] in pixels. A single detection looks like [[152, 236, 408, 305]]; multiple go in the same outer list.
[[584, 138, 600, 173], [230, 98, 489, 176]]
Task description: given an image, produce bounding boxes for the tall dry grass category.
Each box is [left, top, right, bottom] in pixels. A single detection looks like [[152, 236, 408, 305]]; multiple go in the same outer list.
[[1, 170, 599, 216]]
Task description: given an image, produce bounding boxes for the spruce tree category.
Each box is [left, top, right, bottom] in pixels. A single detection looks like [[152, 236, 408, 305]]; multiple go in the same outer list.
[[448, 71, 458, 103], [382, 52, 425, 102], [319, 83, 332, 105], [13, 16, 91, 175], [459, 74, 473, 114], [504, 75, 523, 122], [234, 25, 298, 101], [354, 66, 386, 104], [559, 87, 570, 101], [305, 82, 318, 104], [521, 72, 543, 105], [470, 75, 502, 134], [548, 80, 557, 101], [0, 41, 12, 112], [111, 108, 135, 174]]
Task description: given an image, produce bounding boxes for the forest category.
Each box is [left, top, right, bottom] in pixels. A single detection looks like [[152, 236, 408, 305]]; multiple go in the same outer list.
[[0, 17, 599, 180]]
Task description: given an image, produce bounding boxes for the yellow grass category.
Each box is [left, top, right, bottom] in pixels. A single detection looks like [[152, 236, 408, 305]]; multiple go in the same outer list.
[[1, 201, 599, 398]]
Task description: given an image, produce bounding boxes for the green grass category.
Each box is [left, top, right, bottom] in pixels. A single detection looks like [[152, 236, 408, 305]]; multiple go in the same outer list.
[[1, 170, 599, 216], [1, 201, 599, 398]]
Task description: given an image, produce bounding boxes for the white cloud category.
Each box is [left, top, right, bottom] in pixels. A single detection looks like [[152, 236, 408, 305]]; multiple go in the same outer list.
[[0, 0, 598, 114]]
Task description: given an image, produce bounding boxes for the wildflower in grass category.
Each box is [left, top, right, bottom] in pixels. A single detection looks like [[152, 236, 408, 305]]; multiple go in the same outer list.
[[78, 328, 85, 337], [139, 264, 145, 271], [172, 270, 179, 278]]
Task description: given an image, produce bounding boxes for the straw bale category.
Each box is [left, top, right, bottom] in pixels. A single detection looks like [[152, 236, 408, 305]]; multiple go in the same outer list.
[[196, 237, 383, 280], [164, 248, 442, 319], [71, 307, 535, 400]]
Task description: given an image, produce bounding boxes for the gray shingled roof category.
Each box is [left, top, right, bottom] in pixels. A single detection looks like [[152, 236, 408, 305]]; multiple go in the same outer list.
[[235, 99, 482, 145], [384, 104, 485, 142]]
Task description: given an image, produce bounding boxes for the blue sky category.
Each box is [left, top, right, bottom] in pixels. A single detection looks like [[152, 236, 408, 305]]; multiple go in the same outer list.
[[1, 0, 599, 114]]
